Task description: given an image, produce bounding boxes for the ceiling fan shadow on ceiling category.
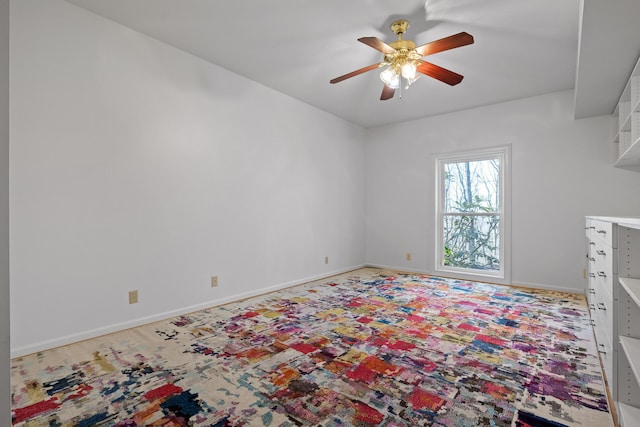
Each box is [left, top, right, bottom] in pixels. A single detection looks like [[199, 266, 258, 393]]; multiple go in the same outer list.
[[330, 19, 473, 101]]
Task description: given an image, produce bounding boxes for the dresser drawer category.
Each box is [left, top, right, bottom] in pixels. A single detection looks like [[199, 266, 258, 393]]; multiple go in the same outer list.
[[592, 220, 613, 246], [590, 219, 617, 248], [587, 285, 597, 314], [586, 220, 596, 239], [592, 239, 616, 272], [588, 234, 614, 299], [592, 260, 614, 300], [594, 291, 614, 345]]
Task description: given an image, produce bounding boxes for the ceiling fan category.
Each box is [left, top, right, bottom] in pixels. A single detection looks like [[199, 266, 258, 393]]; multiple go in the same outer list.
[[330, 20, 474, 100]]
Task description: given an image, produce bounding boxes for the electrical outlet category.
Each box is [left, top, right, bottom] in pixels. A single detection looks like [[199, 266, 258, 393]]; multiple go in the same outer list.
[[211, 276, 218, 287], [129, 290, 138, 304], [325, 256, 329, 265], [406, 252, 412, 261]]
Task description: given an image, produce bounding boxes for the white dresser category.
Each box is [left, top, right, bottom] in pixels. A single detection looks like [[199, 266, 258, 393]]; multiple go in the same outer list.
[[586, 216, 640, 426], [586, 218, 617, 397]]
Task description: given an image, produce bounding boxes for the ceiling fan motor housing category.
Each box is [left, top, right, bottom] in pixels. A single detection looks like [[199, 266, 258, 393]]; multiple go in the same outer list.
[[390, 19, 410, 37], [387, 20, 419, 65]]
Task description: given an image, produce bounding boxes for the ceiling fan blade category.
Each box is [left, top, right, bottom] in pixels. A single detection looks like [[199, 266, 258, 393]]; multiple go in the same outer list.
[[330, 63, 382, 84], [415, 32, 474, 57], [416, 61, 464, 86], [358, 37, 396, 55], [380, 85, 395, 100]]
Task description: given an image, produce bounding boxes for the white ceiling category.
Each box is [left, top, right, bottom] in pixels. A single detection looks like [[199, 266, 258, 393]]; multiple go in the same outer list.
[[64, 0, 640, 128]]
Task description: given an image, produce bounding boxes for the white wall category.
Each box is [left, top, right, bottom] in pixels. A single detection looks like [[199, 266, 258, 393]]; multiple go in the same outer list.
[[10, 0, 366, 356], [0, 0, 9, 421], [10, 1, 640, 361], [365, 90, 640, 292]]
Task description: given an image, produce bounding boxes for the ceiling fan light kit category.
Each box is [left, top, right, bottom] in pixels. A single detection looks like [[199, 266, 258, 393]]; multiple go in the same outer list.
[[379, 20, 421, 91], [330, 19, 473, 101]]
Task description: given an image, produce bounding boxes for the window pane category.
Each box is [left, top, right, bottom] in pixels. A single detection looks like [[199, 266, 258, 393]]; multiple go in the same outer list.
[[443, 214, 500, 271], [443, 159, 500, 213]]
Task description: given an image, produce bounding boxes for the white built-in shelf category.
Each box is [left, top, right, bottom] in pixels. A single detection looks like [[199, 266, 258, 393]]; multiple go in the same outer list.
[[615, 140, 640, 168], [619, 277, 640, 307], [618, 219, 640, 230], [613, 56, 640, 170], [619, 336, 640, 385], [588, 217, 640, 230], [619, 403, 640, 427]]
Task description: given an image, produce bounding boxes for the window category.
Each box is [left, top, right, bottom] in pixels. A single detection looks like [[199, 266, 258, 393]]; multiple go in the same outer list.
[[435, 147, 510, 281]]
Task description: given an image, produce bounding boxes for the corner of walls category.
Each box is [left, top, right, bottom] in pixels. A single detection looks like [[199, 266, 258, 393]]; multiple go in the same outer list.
[[364, 90, 640, 292], [0, 0, 9, 421], [10, 0, 367, 354]]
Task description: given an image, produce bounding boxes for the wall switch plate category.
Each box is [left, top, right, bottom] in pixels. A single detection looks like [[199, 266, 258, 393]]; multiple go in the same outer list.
[[129, 290, 138, 304], [406, 252, 412, 261], [211, 276, 218, 287]]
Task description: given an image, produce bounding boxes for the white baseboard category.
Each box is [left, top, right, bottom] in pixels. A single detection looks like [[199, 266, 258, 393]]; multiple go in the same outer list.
[[12, 264, 584, 358], [365, 263, 584, 294], [11, 264, 367, 359], [364, 263, 431, 275], [509, 280, 584, 294]]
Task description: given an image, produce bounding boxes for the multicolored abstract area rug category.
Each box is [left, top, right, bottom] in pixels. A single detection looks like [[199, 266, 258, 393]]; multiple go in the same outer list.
[[11, 268, 613, 426]]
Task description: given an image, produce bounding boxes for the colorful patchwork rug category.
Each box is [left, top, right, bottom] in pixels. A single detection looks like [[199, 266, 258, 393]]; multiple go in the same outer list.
[[11, 268, 614, 426]]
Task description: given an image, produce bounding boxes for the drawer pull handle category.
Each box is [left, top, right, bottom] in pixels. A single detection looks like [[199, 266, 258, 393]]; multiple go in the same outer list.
[[589, 257, 595, 262], [590, 319, 596, 326], [598, 343, 607, 354], [589, 304, 596, 310], [596, 250, 606, 256], [597, 303, 606, 311], [589, 273, 596, 278], [597, 271, 606, 277], [597, 229, 607, 234], [589, 242, 596, 246], [590, 226, 596, 230], [589, 289, 596, 294]]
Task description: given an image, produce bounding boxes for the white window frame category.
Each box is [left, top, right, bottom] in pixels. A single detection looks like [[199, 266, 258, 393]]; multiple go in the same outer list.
[[434, 146, 511, 283]]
